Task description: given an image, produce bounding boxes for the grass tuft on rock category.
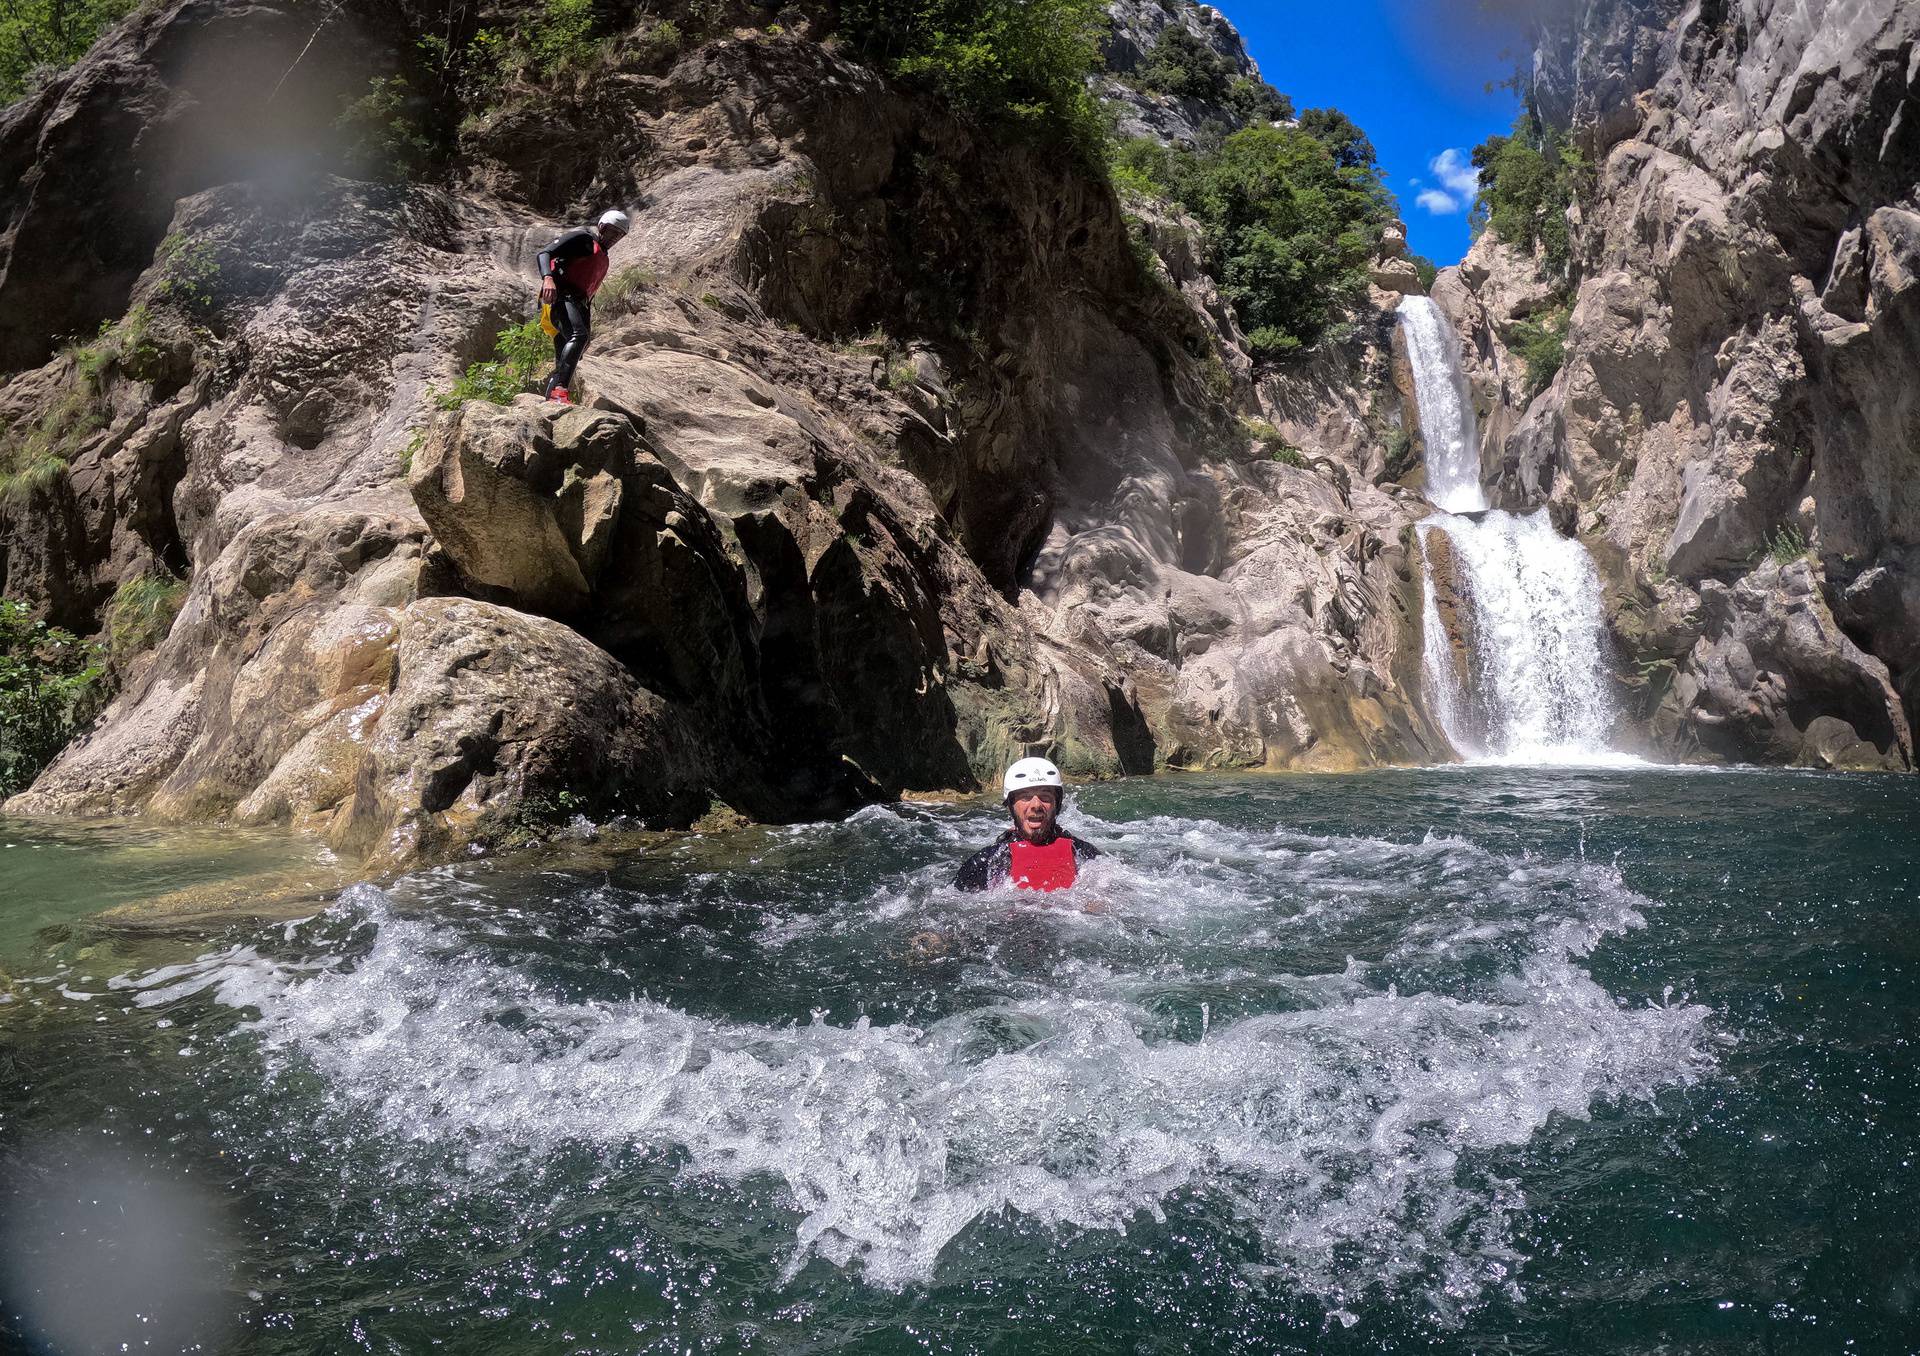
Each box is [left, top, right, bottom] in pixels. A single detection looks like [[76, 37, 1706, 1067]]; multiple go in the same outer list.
[[105, 573, 187, 664]]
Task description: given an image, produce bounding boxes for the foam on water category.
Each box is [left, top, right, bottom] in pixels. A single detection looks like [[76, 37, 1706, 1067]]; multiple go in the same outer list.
[[142, 807, 1716, 1323]]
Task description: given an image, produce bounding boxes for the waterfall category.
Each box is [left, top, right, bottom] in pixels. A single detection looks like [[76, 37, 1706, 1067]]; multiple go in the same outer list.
[[1398, 296, 1624, 764], [1397, 296, 1485, 513]]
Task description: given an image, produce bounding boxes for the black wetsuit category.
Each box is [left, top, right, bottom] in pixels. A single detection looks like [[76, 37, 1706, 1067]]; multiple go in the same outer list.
[[954, 829, 1101, 892], [536, 228, 611, 397]]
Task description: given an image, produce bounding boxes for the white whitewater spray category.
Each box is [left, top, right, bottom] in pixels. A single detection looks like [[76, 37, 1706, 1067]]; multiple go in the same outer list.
[[1397, 296, 1623, 762]]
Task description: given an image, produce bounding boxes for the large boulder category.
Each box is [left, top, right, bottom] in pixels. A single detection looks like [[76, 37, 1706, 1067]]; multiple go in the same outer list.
[[333, 598, 711, 868], [1656, 558, 1911, 770]]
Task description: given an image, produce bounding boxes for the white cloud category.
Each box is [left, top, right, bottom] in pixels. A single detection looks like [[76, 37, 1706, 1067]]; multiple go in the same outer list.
[[1430, 148, 1480, 201], [1416, 188, 1462, 215]]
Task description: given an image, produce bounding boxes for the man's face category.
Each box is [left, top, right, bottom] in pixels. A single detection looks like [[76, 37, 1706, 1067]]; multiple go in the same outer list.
[[1009, 788, 1059, 839], [599, 226, 626, 248]]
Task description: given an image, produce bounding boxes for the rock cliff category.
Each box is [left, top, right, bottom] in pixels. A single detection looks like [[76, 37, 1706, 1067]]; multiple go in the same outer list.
[[1436, 0, 1918, 771], [0, 0, 1441, 863]]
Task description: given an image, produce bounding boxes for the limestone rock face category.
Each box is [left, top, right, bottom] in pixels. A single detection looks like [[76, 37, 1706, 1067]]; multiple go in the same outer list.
[[1099, 0, 1278, 148], [0, 0, 1453, 862], [1435, 0, 1920, 769]]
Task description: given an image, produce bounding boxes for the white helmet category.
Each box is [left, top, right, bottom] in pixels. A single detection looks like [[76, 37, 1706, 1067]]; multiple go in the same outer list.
[[597, 208, 631, 236], [1002, 756, 1065, 802]]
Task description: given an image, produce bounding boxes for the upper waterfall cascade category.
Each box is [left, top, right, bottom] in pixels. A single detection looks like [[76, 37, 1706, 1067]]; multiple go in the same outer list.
[[1398, 296, 1626, 764]]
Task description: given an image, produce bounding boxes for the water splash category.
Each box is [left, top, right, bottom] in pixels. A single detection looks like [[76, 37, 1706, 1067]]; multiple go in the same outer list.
[[150, 806, 1713, 1323]]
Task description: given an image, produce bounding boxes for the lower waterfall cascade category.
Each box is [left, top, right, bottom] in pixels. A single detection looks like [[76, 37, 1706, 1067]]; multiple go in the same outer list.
[[1397, 296, 1626, 764]]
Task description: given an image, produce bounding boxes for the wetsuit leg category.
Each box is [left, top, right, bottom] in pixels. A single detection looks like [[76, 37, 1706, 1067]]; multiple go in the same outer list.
[[544, 293, 592, 396]]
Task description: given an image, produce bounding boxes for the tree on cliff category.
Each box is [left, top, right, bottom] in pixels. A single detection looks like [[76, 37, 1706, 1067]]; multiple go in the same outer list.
[[838, 0, 1109, 154], [0, 0, 133, 103], [1118, 122, 1392, 355]]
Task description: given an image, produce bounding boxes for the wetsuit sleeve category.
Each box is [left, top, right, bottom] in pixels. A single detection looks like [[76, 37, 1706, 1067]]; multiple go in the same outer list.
[[954, 843, 997, 892], [537, 228, 596, 278], [1070, 835, 1101, 866]]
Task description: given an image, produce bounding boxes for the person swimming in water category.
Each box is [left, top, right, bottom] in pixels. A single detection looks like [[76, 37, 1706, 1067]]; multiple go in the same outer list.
[[954, 757, 1101, 892]]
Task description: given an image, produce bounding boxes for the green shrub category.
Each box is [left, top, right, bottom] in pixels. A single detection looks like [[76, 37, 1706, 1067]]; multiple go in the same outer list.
[[157, 233, 221, 313], [837, 0, 1109, 158], [596, 265, 658, 315], [1136, 24, 1233, 103], [0, 599, 105, 798], [72, 305, 161, 386], [1118, 122, 1391, 357], [524, 0, 598, 74], [1296, 107, 1376, 171], [105, 573, 187, 664], [1225, 76, 1290, 126], [0, 385, 100, 502], [1765, 523, 1808, 565], [1241, 417, 1303, 465], [1508, 307, 1567, 397], [439, 320, 548, 407], [1410, 254, 1438, 293], [0, 0, 135, 104], [336, 74, 435, 181], [1470, 112, 1585, 281]]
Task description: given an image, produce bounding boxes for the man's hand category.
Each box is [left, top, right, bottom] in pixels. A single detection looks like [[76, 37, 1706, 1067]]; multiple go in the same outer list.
[[539, 277, 557, 304]]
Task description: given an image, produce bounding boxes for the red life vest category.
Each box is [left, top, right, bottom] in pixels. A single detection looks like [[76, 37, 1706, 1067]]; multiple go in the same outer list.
[[1008, 835, 1077, 892], [561, 242, 609, 297]]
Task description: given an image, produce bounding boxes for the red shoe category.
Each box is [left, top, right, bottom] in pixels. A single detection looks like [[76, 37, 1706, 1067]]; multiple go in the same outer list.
[[547, 388, 572, 404]]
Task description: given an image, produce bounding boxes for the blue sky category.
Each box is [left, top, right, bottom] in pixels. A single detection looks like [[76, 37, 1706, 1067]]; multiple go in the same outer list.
[[1219, 0, 1523, 264]]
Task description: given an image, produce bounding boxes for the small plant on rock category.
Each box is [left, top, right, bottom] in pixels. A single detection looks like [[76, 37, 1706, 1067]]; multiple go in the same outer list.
[[156, 233, 222, 314], [1509, 307, 1567, 397], [1765, 523, 1808, 566], [439, 320, 548, 408]]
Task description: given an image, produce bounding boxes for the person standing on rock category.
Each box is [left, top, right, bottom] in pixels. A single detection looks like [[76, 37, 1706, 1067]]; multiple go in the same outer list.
[[954, 758, 1103, 893], [536, 208, 630, 403]]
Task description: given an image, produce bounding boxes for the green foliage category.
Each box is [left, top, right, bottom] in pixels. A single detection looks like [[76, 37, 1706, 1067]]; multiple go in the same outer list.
[[1410, 254, 1438, 293], [72, 305, 160, 386], [1296, 107, 1376, 171], [1508, 307, 1568, 397], [1118, 123, 1392, 357], [1241, 418, 1303, 465], [337, 74, 435, 181], [1765, 523, 1808, 566], [837, 0, 1109, 158], [157, 233, 220, 313], [642, 18, 683, 58], [438, 320, 547, 407], [105, 573, 186, 664], [525, 0, 598, 73], [0, 385, 99, 502], [1470, 112, 1585, 281], [0, 0, 134, 104], [1224, 76, 1290, 126], [0, 600, 105, 798]]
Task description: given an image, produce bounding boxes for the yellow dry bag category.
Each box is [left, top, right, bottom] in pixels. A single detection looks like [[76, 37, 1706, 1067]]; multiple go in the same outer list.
[[539, 302, 558, 337]]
